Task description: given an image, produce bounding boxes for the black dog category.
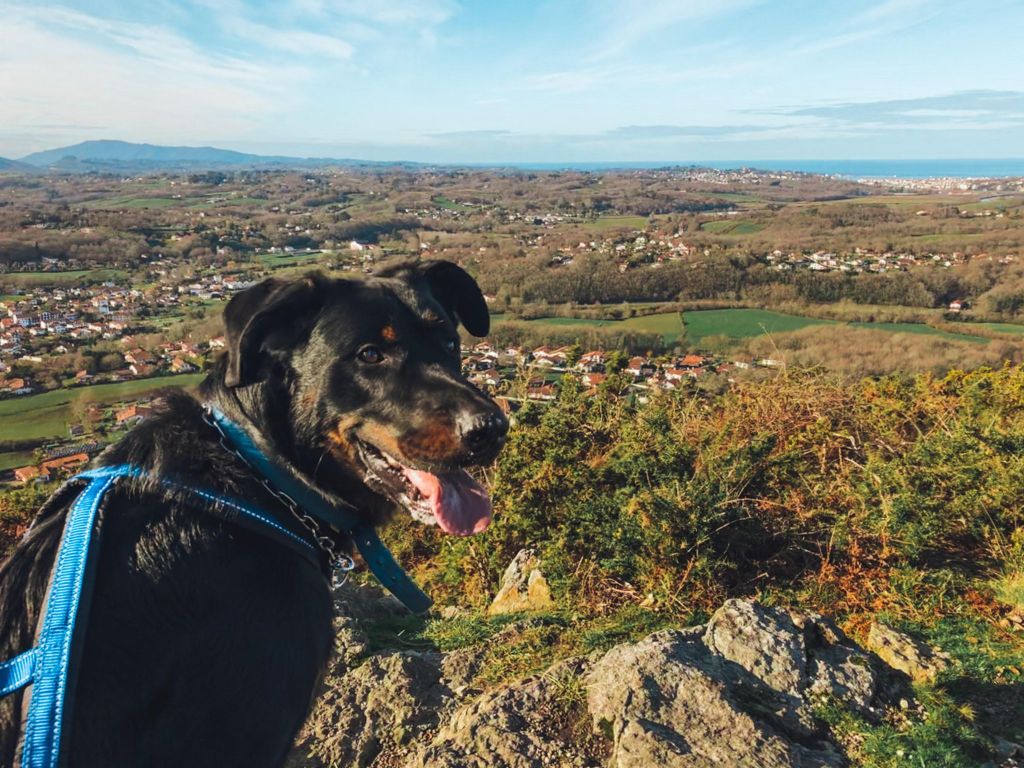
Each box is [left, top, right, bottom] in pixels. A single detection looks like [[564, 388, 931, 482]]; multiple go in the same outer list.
[[0, 259, 507, 767]]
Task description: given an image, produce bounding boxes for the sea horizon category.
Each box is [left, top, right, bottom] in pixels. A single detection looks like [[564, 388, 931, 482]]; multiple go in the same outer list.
[[462, 158, 1024, 179]]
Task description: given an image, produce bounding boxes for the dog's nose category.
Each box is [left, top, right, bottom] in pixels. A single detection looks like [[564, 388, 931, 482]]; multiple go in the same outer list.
[[459, 411, 509, 460]]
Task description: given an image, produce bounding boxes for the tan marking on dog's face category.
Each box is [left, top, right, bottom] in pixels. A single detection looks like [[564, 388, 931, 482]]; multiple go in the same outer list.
[[421, 309, 440, 325], [381, 324, 398, 342], [326, 416, 361, 466], [355, 422, 406, 462], [397, 418, 461, 464]]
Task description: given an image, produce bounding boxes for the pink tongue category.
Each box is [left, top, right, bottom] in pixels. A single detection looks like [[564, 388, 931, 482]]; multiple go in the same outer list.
[[401, 467, 492, 536]]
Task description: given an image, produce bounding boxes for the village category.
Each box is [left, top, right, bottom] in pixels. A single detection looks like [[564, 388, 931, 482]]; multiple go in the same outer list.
[[0, 333, 752, 486]]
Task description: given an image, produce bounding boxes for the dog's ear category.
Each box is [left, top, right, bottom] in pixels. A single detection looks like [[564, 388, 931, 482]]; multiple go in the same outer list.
[[418, 260, 490, 337], [222, 273, 327, 388]]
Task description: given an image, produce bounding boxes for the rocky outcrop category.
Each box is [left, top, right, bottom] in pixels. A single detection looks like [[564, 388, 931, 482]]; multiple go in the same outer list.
[[586, 600, 886, 768], [866, 621, 952, 683], [487, 548, 555, 616], [290, 593, 926, 768]]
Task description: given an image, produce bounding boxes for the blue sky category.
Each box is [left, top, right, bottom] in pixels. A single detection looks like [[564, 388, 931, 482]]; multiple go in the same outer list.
[[2, 0, 1023, 161]]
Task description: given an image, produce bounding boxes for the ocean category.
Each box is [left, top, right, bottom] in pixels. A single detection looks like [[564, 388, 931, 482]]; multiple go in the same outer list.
[[489, 159, 1024, 179]]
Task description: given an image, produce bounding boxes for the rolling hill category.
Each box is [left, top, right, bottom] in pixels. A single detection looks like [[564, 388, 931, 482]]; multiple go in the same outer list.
[[0, 156, 38, 173], [19, 140, 299, 171], [16, 140, 425, 173]]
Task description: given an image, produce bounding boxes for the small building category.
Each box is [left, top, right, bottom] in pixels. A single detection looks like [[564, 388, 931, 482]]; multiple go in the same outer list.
[[13, 465, 43, 484]]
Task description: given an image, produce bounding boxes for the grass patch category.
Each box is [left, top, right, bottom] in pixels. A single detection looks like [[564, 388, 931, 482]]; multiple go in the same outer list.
[[580, 215, 649, 232], [850, 322, 990, 344], [699, 219, 764, 235], [256, 250, 326, 268], [519, 312, 685, 344], [83, 196, 186, 210], [683, 308, 833, 344], [703, 191, 764, 203], [0, 450, 36, 472], [357, 605, 676, 688], [0, 374, 204, 442], [992, 573, 1024, 610], [1, 269, 126, 286], [973, 322, 1024, 336]]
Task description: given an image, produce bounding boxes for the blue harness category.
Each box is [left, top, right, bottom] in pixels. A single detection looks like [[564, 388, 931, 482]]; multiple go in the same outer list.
[[0, 408, 430, 767]]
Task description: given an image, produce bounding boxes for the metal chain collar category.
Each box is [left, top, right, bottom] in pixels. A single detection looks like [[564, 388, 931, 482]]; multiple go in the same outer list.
[[201, 406, 355, 583]]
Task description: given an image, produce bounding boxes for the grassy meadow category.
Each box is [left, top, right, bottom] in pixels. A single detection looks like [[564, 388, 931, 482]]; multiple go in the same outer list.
[[498, 307, 1010, 350], [374, 367, 1024, 766], [0, 373, 204, 443]]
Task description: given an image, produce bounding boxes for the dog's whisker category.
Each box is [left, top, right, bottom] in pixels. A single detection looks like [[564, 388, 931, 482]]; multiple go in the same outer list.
[[313, 448, 328, 482]]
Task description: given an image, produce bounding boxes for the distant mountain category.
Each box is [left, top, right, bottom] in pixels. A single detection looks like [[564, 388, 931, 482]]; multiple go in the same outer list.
[[17, 140, 424, 173], [18, 140, 304, 171], [0, 156, 38, 173]]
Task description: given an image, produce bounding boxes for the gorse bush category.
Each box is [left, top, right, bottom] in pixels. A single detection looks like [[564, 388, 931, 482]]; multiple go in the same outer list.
[[388, 365, 1024, 627]]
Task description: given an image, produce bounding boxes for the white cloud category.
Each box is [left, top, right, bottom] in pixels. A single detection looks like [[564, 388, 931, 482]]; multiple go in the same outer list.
[[292, 0, 459, 26], [0, 8, 298, 156], [588, 0, 760, 61], [224, 17, 355, 59]]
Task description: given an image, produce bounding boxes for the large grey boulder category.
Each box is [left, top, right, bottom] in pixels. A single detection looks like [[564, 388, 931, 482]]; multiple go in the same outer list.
[[585, 599, 888, 768], [290, 596, 912, 768], [587, 628, 842, 767]]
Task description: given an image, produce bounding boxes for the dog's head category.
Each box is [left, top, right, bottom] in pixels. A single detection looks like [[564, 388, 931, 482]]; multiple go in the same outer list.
[[219, 259, 508, 536]]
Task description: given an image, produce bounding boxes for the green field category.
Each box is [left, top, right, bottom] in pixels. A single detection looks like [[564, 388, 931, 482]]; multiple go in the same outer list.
[[975, 322, 1024, 335], [0, 373, 204, 442], [580, 215, 649, 231], [703, 191, 764, 203], [1, 269, 126, 287], [683, 308, 832, 343], [699, 219, 764, 235], [850, 321, 990, 344], [500, 307, 1007, 350], [0, 450, 35, 472], [517, 312, 685, 343], [257, 250, 326, 268], [83, 196, 187, 210], [618, 312, 685, 342]]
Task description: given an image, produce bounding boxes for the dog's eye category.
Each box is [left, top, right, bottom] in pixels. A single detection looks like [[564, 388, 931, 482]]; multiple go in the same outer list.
[[357, 345, 385, 364], [445, 338, 458, 354]]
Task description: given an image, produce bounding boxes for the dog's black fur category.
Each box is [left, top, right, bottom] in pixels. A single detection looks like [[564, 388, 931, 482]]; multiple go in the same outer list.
[[0, 259, 507, 767]]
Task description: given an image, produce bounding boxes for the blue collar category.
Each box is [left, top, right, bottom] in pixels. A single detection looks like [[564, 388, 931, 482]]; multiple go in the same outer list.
[[204, 405, 432, 615]]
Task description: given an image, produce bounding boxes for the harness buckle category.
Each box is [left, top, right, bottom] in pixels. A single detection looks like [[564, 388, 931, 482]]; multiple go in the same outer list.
[[330, 554, 356, 589]]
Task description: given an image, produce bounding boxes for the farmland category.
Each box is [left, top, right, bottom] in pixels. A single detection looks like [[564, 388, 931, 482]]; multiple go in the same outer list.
[[498, 308, 1021, 350], [0, 373, 204, 443], [698, 219, 765, 235]]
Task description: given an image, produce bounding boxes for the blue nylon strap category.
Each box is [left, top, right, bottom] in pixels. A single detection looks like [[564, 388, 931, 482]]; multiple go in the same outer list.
[[207, 406, 433, 614], [0, 440, 430, 768], [0, 649, 38, 697], [349, 525, 433, 614], [21, 471, 115, 768], [77, 465, 319, 562]]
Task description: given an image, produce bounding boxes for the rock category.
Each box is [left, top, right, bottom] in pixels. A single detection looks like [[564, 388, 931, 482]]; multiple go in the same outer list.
[[587, 623, 844, 768], [291, 596, 919, 768], [488, 549, 556, 616], [866, 622, 952, 683], [440, 646, 488, 695], [332, 577, 410, 619], [328, 615, 370, 671], [792, 610, 878, 716], [704, 599, 814, 733], [294, 651, 451, 768], [409, 659, 603, 768]]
